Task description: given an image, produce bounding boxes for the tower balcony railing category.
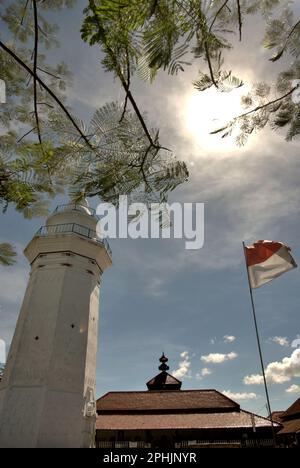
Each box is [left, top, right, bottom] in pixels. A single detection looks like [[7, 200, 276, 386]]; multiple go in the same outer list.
[[54, 203, 96, 217], [36, 223, 112, 259]]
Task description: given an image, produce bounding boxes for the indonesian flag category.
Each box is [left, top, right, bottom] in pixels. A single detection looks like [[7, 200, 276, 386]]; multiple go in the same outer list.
[[244, 240, 297, 289]]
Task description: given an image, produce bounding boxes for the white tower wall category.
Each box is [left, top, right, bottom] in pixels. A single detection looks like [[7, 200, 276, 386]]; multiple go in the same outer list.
[[0, 203, 112, 448]]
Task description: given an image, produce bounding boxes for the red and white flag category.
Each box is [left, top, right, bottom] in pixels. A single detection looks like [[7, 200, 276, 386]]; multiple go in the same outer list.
[[244, 240, 297, 289]]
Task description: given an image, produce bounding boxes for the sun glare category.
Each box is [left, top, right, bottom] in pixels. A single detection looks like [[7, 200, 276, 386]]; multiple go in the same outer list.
[[182, 85, 251, 155]]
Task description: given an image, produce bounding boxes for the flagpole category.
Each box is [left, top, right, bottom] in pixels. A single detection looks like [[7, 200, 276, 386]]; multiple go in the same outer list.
[[242, 242, 276, 446]]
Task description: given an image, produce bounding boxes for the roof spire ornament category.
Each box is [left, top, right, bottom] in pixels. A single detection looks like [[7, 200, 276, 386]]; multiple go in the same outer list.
[[158, 352, 169, 372], [146, 353, 182, 391]]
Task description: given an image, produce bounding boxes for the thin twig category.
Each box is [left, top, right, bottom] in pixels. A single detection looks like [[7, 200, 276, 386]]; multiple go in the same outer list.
[[37, 102, 54, 108], [37, 66, 62, 80], [211, 84, 300, 134], [204, 40, 219, 88], [17, 126, 37, 143], [20, 0, 30, 26], [38, 24, 49, 39], [174, 0, 197, 25], [209, 0, 230, 32], [119, 48, 131, 123], [270, 20, 300, 61], [231, 86, 299, 120], [236, 0, 242, 41], [32, 0, 42, 145], [0, 41, 94, 149], [38, 102, 54, 109]]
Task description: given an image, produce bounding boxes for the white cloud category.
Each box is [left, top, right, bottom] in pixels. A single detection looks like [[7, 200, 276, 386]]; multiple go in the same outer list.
[[244, 374, 266, 385], [223, 390, 259, 401], [244, 348, 300, 385], [144, 277, 166, 298], [173, 351, 191, 379], [223, 335, 236, 343], [291, 336, 300, 348], [196, 367, 212, 379], [201, 367, 212, 376], [286, 384, 300, 394], [201, 352, 238, 364], [271, 336, 290, 347]]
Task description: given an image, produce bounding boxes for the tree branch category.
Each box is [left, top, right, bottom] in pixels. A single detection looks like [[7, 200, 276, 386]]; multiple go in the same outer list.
[[119, 47, 130, 123], [270, 20, 300, 62], [204, 40, 219, 88], [211, 84, 300, 134], [209, 0, 230, 32], [88, 0, 169, 154], [21, 0, 30, 26], [37, 102, 54, 108], [0, 40, 94, 150], [17, 126, 37, 143], [236, 0, 242, 41], [32, 0, 42, 145], [37, 66, 62, 80]]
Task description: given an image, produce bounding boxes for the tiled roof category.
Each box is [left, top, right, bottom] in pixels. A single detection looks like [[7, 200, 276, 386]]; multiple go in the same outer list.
[[97, 390, 240, 413], [282, 397, 300, 419], [96, 410, 278, 431], [270, 411, 285, 423], [278, 418, 300, 435], [146, 372, 182, 391]]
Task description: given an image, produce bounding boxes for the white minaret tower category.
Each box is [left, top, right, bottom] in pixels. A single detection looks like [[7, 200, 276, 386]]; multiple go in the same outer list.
[[0, 202, 112, 448]]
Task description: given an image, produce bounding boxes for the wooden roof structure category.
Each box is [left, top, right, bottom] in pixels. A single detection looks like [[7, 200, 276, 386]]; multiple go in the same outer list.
[[96, 354, 278, 433], [278, 397, 300, 435]]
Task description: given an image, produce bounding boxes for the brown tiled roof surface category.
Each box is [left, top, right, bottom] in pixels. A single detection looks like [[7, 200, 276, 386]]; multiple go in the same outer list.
[[278, 418, 300, 435], [282, 398, 300, 419], [96, 410, 278, 430], [270, 411, 285, 423], [97, 390, 239, 413], [147, 372, 182, 390]]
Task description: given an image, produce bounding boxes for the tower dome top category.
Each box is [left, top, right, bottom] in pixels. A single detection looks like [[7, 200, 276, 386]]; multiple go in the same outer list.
[[53, 201, 96, 218], [44, 201, 97, 232]]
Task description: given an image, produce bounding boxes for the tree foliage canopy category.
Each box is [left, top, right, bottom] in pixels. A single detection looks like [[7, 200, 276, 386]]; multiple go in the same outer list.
[[0, 0, 189, 265], [81, 0, 300, 146], [0, 0, 299, 264]]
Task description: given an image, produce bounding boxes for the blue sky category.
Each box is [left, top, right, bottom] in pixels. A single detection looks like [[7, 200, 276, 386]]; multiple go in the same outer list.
[[1, 1, 300, 417]]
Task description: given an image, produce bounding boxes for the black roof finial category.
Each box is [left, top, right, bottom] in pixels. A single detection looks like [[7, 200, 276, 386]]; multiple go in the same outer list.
[[158, 352, 169, 372]]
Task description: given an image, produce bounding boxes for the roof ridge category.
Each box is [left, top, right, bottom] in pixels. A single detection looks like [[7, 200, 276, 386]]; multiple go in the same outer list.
[[214, 389, 240, 408], [240, 409, 281, 426], [146, 371, 182, 384], [282, 397, 300, 417], [98, 389, 222, 397]]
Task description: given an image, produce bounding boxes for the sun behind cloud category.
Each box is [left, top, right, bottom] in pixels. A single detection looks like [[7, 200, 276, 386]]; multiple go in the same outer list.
[[181, 85, 255, 154]]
